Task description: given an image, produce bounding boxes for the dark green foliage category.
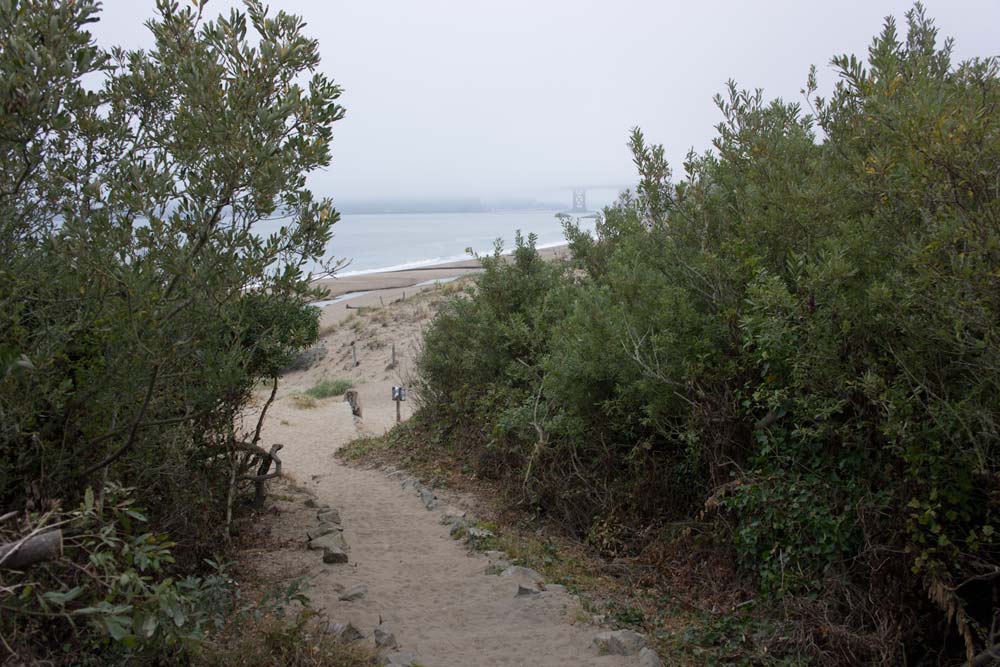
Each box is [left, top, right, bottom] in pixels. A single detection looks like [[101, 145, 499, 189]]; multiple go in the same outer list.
[[0, 0, 342, 661], [1, 485, 237, 661], [240, 295, 322, 378], [417, 6, 1000, 663]]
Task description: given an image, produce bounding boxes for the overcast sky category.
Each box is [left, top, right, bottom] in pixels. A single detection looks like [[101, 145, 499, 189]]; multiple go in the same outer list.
[[89, 1, 1000, 201]]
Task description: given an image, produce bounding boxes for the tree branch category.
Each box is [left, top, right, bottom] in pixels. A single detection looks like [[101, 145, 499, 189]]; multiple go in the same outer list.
[[252, 376, 278, 447], [79, 364, 161, 477]]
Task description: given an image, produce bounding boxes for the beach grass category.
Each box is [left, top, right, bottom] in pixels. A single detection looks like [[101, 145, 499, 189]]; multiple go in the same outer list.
[[290, 394, 318, 409], [305, 378, 353, 399]]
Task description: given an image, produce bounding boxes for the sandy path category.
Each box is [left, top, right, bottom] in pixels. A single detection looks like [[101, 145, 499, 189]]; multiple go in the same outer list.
[[252, 287, 633, 667]]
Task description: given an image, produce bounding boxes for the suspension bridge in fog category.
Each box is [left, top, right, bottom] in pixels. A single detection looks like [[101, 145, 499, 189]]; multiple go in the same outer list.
[[558, 185, 630, 214]]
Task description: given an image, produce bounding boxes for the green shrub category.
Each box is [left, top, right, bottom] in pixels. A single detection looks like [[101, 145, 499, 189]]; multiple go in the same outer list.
[[304, 379, 353, 399], [415, 6, 1000, 663], [0, 485, 235, 662], [0, 0, 343, 661]]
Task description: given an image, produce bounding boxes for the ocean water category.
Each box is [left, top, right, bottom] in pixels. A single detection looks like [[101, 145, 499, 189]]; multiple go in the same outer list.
[[317, 210, 596, 276]]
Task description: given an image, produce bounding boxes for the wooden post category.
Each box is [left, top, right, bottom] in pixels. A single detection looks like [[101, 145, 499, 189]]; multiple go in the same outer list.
[[396, 399, 401, 423], [390, 343, 396, 369], [380, 296, 385, 308], [351, 342, 358, 367]]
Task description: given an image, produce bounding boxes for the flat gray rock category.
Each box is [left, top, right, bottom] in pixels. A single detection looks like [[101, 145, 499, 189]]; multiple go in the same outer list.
[[419, 487, 436, 509], [381, 651, 418, 667], [465, 526, 494, 541], [326, 621, 364, 641], [593, 630, 646, 656], [515, 583, 541, 597], [485, 562, 511, 575], [322, 547, 349, 564], [400, 478, 421, 492], [374, 622, 398, 649], [440, 507, 467, 524], [448, 519, 468, 537], [309, 531, 349, 552], [639, 647, 664, 667], [499, 565, 544, 584], [545, 583, 567, 594], [316, 508, 341, 524], [306, 523, 343, 541], [338, 583, 368, 602], [484, 550, 508, 560]]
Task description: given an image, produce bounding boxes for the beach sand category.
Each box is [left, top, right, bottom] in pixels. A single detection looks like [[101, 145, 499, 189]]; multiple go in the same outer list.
[[311, 244, 570, 328]]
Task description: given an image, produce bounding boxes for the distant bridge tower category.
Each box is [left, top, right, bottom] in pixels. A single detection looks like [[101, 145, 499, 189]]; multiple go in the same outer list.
[[571, 189, 587, 212]]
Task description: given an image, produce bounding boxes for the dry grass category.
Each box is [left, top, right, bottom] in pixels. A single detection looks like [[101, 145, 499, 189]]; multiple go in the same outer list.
[[289, 393, 318, 409], [196, 611, 375, 667], [438, 280, 465, 295], [369, 308, 391, 325]]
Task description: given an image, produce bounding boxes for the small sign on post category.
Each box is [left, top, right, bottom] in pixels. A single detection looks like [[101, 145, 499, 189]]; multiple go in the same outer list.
[[391, 385, 406, 423]]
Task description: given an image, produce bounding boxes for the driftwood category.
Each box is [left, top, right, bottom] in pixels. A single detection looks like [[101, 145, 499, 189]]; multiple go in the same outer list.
[[0, 530, 63, 570]]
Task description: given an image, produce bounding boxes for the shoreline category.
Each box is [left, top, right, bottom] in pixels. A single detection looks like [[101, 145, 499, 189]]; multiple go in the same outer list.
[[310, 244, 570, 326], [332, 236, 579, 279]]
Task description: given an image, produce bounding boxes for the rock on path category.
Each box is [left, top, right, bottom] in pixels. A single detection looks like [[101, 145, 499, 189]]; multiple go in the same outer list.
[[593, 630, 647, 656]]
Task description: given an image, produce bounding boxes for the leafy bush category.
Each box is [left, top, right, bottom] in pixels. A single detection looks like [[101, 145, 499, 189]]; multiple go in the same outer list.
[[0, 0, 342, 661], [0, 485, 235, 662], [416, 6, 1000, 663]]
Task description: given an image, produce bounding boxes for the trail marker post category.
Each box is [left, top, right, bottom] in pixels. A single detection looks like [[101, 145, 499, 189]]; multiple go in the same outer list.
[[392, 385, 406, 423]]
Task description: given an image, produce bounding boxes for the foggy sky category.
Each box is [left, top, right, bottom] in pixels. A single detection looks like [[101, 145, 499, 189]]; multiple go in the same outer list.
[[89, 1, 1000, 201]]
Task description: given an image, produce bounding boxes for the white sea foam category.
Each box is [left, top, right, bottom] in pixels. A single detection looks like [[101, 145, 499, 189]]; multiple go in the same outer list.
[[259, 209, 598, 280], [335, 253, 474, 277]]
